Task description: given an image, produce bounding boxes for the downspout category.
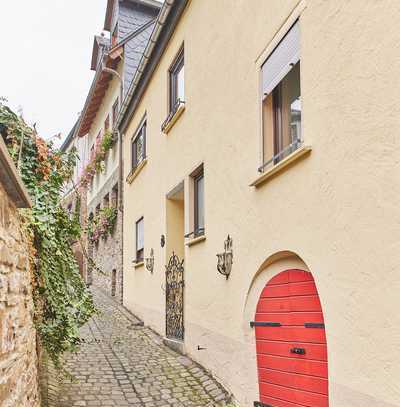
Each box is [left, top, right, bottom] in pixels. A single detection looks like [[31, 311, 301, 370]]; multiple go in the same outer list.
[[102, 61, 125, 304]]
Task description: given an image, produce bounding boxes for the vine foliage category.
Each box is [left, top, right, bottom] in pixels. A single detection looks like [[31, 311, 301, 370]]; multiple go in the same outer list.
[[80, 129, 114, 187], [0, 100, 96, 368], [88, 206, 117, 244]]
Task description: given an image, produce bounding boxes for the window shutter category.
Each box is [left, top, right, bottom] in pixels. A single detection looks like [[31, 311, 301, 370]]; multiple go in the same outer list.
[[261, 20, 300, 96]]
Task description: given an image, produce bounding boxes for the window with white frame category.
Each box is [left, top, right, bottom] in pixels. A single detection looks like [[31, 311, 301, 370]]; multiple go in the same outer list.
[[135, 217, 144, 262], [260, 21, 301, 172]]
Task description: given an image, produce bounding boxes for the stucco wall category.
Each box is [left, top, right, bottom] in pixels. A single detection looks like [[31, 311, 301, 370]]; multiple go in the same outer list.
[[122, 0, 400, 405], [0, 181, 40, 406]]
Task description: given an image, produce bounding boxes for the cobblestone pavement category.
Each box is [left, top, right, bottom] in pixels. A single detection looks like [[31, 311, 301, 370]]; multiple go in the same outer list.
[[53, 287, 232, 407]]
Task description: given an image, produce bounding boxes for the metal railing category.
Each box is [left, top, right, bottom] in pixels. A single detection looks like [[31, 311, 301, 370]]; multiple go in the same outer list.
[[161, 99, 185, 131], [184, 228, 205, 239], [258, 138, 303, 173]]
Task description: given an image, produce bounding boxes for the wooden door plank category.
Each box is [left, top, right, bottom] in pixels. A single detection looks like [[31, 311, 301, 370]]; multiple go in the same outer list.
[[256, 340, 328, 361], [259, 368, 328, 395]]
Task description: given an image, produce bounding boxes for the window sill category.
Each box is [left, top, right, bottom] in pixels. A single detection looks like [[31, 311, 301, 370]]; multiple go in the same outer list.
[[186, 234, 206, 247], [133, 261, 144, 269], [161, 102, 185, 134], [126, 158, 147, 184], [250, 145, 312, 188]]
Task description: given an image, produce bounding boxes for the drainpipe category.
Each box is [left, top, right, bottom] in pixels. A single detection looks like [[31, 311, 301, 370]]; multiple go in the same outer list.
[[102, 62, 125, 304]]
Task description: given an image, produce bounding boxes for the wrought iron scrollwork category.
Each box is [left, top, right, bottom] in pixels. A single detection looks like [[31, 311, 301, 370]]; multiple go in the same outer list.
[[217, 235, 233, 279], [165, 252, 184, 340], [145, 248, 154, 273]]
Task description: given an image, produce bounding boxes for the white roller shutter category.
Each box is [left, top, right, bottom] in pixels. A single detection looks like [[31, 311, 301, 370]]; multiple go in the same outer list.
[[262, 21, 300, 96]]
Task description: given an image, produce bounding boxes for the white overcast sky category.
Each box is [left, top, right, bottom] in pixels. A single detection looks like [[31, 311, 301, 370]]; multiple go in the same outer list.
[[0, 0, 108, 146]]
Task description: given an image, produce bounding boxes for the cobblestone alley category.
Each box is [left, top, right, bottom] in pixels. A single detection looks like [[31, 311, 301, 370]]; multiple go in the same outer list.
[[47, 287, 232, 407]]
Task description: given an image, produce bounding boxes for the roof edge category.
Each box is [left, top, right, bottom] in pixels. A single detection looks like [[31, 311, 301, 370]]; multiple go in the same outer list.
[[60, 122, 78, 152]]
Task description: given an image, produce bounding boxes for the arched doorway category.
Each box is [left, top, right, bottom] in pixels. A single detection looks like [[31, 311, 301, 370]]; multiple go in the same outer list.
[[253, 269, 328, 407]]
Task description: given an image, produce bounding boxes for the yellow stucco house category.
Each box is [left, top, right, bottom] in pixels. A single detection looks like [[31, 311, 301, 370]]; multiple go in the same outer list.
[[116, 1, 400, 406]]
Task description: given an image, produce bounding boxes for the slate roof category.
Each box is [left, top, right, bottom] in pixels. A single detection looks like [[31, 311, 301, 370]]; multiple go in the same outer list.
[[74, 0, 161, 138], [104, 0, 162, 31], [123, 21, 156, 98], [118, 1, 159, 97]]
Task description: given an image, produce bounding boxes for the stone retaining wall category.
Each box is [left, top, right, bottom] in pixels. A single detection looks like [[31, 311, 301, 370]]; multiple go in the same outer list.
[[0, 181, 40, 406]]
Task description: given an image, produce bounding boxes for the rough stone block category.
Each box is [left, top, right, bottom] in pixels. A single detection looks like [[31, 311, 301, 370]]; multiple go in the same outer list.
[[7, 272, 21, 294], [0, 243, 14, 267]]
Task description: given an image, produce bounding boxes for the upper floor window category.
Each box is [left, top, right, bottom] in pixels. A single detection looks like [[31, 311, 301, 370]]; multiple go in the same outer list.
[[169, 47, 184, 112], [112, 98, 119, 126], [260, 21, 301, 172], [131, 119, 146, 170], [135, 217, 144, 262], [192, 166, 204, 237]]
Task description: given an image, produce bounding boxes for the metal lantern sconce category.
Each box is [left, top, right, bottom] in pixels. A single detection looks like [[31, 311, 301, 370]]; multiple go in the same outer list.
[[145, 248, 154, 273], [217, 235, 233, 279]]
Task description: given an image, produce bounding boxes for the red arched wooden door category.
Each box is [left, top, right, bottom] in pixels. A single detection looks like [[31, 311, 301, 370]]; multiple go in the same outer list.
[[253, 269, 328, 407]]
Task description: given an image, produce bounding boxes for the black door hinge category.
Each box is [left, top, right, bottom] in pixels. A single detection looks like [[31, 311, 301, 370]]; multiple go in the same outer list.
[[250, 321, 281, 328], [304, 323, 325, 328]]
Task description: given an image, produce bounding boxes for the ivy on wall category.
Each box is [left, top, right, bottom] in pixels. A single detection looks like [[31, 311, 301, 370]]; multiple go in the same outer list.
[[0, 100, 96, 368], [88, 206, 118, 244], [80, 130, 114, 187]]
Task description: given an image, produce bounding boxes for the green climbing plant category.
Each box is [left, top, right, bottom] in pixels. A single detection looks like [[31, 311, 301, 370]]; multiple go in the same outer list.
[[80, 129, 114, 187], [88, 206, 118, 244], [0, 100, 96, 368]]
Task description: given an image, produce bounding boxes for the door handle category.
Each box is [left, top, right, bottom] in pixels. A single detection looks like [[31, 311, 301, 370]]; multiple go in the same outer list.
[[290, 347, 306, 355]]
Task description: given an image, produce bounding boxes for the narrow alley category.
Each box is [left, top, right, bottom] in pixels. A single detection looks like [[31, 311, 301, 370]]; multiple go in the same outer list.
[[47, 288, 231, 407]]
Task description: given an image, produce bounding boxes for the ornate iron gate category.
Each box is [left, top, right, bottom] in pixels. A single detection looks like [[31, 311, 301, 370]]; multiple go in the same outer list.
[[165, 252, 184, 340]]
